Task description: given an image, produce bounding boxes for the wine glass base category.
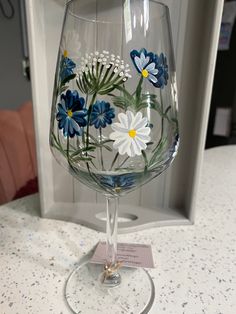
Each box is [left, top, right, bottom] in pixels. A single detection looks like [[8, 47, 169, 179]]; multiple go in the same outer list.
[[65, 261, 155, 314]]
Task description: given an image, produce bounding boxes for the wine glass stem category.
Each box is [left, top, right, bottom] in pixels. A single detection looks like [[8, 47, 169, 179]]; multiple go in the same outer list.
[[104, 196, 121, 286], [106, 196, 118, 265]]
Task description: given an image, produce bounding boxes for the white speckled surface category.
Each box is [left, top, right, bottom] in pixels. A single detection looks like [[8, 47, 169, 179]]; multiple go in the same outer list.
[[1, 146, 236, 314]]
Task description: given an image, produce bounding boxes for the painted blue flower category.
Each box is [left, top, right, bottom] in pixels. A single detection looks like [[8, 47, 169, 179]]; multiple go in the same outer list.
[[56, 90, 87, 138], [99, 173, 136, 193], [60, 55, 76, 81], [130, 48, 168, 88], [90, 100, 115, 129], [156, 53, 169, 88]]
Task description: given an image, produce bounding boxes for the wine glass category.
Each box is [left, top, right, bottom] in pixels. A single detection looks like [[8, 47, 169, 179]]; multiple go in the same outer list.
[[49, 0, 179, 313]]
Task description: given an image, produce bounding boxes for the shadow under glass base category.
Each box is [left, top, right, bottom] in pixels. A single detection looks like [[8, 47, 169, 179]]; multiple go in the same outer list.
[[65, 261, 155, 314]]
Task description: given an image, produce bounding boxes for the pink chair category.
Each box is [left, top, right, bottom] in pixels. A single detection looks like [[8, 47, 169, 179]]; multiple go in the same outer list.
[[0, 101, 38, 205]]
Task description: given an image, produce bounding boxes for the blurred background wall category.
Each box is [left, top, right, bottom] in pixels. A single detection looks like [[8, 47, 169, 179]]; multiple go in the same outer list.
[[0, 0, 31, 109], [206, 0, 236, 147]]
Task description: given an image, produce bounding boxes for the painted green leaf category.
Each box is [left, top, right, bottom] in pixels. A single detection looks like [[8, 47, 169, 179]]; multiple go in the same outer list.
[[61, 73, 76, 86]]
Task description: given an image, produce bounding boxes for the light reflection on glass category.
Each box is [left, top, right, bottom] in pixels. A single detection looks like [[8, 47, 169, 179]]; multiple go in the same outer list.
[[124, 0, 132, 43], [133, 13, 136, 29], [144, 0, 150, 36]]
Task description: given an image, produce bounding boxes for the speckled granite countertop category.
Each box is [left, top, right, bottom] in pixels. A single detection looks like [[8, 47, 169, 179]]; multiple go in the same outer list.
[[1, 146, 236, 314]]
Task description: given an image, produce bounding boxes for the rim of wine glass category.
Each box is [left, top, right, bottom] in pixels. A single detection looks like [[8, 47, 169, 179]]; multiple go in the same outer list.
[[65, 0, 169, 24]]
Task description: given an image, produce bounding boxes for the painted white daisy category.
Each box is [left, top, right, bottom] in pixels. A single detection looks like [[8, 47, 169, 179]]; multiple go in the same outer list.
[[109, 110, 151, 157], [60, 31, 81, 59]]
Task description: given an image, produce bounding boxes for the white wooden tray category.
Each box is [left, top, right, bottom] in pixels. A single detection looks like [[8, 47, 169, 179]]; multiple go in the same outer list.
[[25, 0, 224, 233]]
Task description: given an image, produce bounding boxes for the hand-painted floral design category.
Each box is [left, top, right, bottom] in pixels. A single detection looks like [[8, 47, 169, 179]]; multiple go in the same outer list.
[[77, 51, 131, 95], [130, 48, 168, 88], [109, 110, 151, 157], [60, 53, 76, 82], [56, 90, 87, 137], [52, 47, 175, 169], [98, 173, 136, 193], [90, 100, 115, 129]]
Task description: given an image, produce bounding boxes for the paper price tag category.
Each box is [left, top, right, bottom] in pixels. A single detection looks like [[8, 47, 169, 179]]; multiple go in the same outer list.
[[90, 242, 155, 268]]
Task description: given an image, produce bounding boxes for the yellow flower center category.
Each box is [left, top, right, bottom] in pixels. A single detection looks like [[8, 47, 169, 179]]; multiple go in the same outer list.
[[128, 129, 137, 138], [63, 49, 68, 58], [141, 69, 149, 78], [67, 109, 73, 118], [115, 187, 121, 193]]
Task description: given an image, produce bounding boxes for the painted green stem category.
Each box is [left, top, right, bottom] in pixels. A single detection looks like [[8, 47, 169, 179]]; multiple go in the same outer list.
[[99, 128, 105, 170], [86, 93, 97, 153], [110, 152, 119, 171], [66, 135, 74, 168], [135, 76, 143, 97], [117, 156, 130, 169], [82, 93, 89, 145], [142, 150, 148, 171]]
